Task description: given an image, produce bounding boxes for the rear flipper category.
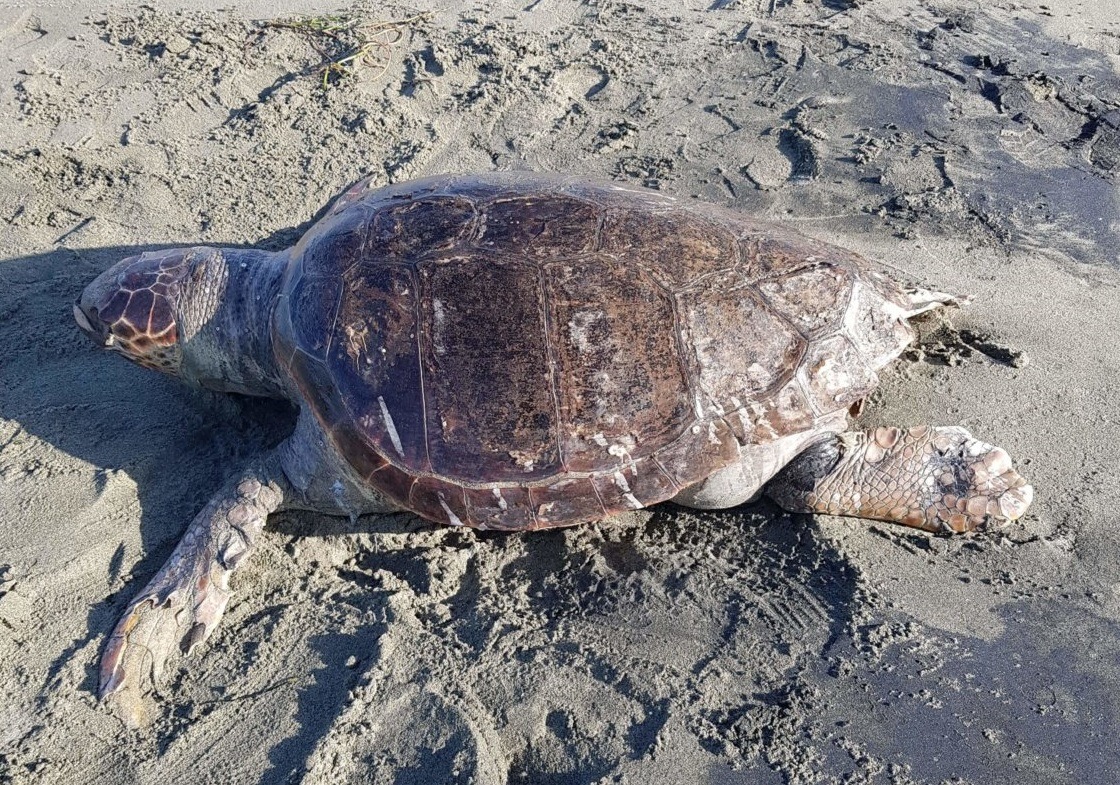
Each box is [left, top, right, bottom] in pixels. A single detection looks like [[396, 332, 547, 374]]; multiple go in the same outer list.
[[902, 287, 970, 318], [765, 426, 1033, 533]]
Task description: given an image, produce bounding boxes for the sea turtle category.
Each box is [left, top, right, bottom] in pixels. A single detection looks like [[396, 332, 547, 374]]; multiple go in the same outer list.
[[76, 171, 1032, 718]]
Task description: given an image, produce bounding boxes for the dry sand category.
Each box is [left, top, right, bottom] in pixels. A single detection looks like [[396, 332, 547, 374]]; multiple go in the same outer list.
[[1, 1, 1119, 783]]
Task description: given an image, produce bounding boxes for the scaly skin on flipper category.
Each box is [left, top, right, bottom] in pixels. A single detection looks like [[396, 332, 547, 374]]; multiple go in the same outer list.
[[99, 464, 285, 726], [766, 426, 1034, 533]]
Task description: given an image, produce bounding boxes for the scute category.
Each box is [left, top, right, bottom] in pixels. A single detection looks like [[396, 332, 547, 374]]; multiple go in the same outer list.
[[844, 282, 914, 368], [677, 271, 807, 416], [417, 256, 559, 481], [464, 485, 534, 531], [544, 255, 692, 472], [798, 335, 878, 414], [590, 456, 679, 514], [331, 263, 427, 468], [653, 417, 743, 491], [475, 195, 598, 260], [530, 477, 608, 528], [758, 263, 854, 338], [303, 208, 368, 280], [367, 196, 477, 261], [745, 231, 852, 280], [600, 208, 738, 287], [727, 378, 816, 443], [282, 272, 342, 360]]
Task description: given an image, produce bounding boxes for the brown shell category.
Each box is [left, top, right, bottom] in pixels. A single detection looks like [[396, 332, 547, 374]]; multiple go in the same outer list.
[[273, 172, 915, 531]]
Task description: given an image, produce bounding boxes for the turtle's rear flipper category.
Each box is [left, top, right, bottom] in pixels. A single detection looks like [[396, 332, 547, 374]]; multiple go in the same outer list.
[[99, 463, 285, 727], [903, 287, 970, 318], [765, 426, 1032, 534]]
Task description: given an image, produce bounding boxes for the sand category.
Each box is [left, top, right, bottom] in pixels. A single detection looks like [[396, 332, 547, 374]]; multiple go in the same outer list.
[[1, 0, 1118, 782]]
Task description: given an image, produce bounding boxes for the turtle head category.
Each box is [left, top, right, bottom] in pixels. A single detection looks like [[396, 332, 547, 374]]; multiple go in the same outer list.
[[75, 248, 200, 374], [78, 246, 287, 396]]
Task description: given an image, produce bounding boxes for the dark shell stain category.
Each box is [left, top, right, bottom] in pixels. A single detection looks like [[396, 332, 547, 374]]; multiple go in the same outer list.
[[418, 257, 559, 480], [275, 173, 906, 531]]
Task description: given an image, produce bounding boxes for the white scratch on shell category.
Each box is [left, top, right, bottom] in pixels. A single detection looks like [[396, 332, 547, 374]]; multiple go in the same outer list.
[[439, 496, 464, 526], [492, 488, 508, 510], [707, 422, 721, 445], [378, 396, 405, 457], [613, 471, 641, 509], [432, 299, 447, 354]]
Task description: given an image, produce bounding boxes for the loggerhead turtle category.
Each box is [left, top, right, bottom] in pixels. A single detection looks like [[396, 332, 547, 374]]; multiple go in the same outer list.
[[76, 171, 1032, 712]]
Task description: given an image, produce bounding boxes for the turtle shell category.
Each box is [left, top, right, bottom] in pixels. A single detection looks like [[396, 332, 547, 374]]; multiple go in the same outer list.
[[273, 172, 915, 531]]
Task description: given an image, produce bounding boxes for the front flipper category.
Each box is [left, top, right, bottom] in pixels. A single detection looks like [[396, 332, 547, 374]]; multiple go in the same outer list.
[[766, 426, 1033, 534], [99, 462, 285, 726]]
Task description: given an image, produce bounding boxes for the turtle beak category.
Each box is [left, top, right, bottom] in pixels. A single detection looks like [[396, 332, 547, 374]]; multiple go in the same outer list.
[[73, 301, 94, 333], [73, 300, 115, 347]]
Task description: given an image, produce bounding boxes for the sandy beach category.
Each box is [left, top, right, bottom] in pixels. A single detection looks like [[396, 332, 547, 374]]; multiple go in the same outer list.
[[1, 0, 1119, 782]]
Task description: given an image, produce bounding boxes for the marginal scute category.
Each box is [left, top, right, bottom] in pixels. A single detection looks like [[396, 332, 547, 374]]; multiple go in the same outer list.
[[758, 263, 854, 338], [726, 377, 816, 444], [653, 418, 742, 491], [600, 209, 737, 287], [366, 461, 417, 505], [464, 485, 534, 531], [590, 456, 678, 514], [561, 179, 676, 210], [531, 477, 607, 528], [289, 348, 388, 482], [408, 475, 470, 527]]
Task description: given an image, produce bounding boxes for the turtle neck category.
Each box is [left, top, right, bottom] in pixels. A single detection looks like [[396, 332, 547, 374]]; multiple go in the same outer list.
[[178, 246, 289, 398]]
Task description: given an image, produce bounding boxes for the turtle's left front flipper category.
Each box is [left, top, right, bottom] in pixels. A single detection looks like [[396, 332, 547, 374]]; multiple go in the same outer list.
[[99, 459, 286, 726]]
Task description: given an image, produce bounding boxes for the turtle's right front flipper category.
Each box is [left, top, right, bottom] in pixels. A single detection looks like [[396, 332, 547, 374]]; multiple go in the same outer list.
[[99, 462, 285, 726]]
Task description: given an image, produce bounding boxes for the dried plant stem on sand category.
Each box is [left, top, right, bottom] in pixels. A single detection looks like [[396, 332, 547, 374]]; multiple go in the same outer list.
[[261, 11, 431, 88]]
